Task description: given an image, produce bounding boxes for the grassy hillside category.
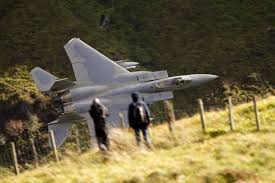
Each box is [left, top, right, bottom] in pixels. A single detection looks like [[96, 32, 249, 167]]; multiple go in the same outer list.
[[1, 96, 274, 183], [0, 0, 274, 94], [0, 0, 274, 151]]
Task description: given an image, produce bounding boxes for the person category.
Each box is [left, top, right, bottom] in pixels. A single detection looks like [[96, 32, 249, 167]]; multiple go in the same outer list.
[[128, 92, 152, 147], [89, 98, 109, 151]]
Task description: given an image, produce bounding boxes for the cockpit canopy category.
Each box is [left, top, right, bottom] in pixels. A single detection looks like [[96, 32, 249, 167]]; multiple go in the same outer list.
[[173, 76, 192, 86]]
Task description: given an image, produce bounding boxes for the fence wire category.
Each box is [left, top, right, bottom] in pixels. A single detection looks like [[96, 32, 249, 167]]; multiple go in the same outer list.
[[0, 97, 274, 174]]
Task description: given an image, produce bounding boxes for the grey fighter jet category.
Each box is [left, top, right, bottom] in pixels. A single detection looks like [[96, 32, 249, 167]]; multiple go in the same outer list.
[[31, 38, 218, 147]]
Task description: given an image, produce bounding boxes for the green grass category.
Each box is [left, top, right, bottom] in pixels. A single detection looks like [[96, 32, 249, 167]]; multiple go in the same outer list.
[[0, 66, 39, 101], [1, 96, 274, 183], [0, 0, 274, 108]]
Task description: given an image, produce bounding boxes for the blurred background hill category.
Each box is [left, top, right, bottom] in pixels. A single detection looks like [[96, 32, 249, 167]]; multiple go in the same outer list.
[[0, 0, 274, 130]]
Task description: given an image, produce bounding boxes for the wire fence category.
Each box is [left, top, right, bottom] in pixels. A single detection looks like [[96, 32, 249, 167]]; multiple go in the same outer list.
[[0, 96, 274, 175]]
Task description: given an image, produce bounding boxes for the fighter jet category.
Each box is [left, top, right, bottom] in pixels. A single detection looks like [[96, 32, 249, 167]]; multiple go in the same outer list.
[[31, 38, 218, 147]]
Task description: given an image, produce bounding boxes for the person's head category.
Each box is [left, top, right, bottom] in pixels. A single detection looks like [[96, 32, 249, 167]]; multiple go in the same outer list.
[[93, 98, 101, 105], [131, 92, 140, 102]]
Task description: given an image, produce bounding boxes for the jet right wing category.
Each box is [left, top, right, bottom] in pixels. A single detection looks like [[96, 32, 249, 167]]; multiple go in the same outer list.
[[141, 91, 174, 104], [64, 38, 129, 84], [104, 92, 174, 126], [49, 91, 174, 147], [101, 91, 173, 127]]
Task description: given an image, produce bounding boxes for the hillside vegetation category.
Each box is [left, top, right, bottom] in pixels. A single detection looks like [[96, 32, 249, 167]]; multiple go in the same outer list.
[[1, 96, 274, 183], [0, 0, 274, 134], [0, 0, 274, 99], [0, 0, 274, 166]]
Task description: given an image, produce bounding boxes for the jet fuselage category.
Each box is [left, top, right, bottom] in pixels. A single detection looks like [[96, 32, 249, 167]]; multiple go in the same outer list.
[[60, 74, 217, 115]]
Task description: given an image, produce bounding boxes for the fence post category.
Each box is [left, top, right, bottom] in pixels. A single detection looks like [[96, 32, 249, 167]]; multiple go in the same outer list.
[[75, 129, 81, 154], [11, 142, 19, 175], [49, 130, 60, 163], [164, 100, 175, 132], [253, 96, 260, 131], [228, 97, 235, 131], [198, 99, 206, 133], [30, 138, 39, 168], [119, 112, 126, 128]]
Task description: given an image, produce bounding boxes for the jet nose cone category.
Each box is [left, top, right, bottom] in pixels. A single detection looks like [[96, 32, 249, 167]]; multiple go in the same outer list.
[[190, 74, 218, 86], [206, 74, 219, 81]]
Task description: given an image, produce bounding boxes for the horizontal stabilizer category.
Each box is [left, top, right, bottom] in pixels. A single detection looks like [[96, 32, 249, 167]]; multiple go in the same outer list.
[[48, 112, 85, 147], [48, 120, 73, 148]]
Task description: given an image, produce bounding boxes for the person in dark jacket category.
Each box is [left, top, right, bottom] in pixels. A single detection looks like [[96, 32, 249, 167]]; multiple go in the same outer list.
[[89, 98, 109, 151], [128, 92, 152, 147]]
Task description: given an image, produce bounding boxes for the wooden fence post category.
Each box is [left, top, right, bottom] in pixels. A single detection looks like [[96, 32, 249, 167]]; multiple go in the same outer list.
[[30, 138, 39, 168], [119, 112, 126, 128], [228, 97, 235, 131], [11, 142, 19, 175], [253, 96, 260, 131], [198, 99, 206, 133], [75, 129, 82, 154], [164, 100, 175, 132], [49, 130, 60, 163]]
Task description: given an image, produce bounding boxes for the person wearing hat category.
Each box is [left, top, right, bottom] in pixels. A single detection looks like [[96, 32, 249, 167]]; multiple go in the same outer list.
[[128, 92, 152, 147]]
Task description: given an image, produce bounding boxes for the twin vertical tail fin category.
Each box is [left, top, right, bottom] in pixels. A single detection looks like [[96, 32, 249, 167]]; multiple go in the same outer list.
[[31, 67, 75, 92], [31, 67, 58, 92]]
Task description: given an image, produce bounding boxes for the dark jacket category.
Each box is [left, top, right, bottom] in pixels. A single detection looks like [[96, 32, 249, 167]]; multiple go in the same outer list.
[[128, 93, 151, 129], [89, 102, 108, 132]]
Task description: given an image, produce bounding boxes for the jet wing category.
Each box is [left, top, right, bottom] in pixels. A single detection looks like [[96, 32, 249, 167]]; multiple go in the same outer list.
[[49, 91, 174, 147], [90, 94, 131, 127], [102, 92, 174, 127], [141, 91, 174, 104], [106, 103, 129, 127], [73, 109, 126, 147], [64, 38, 129, 84]]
